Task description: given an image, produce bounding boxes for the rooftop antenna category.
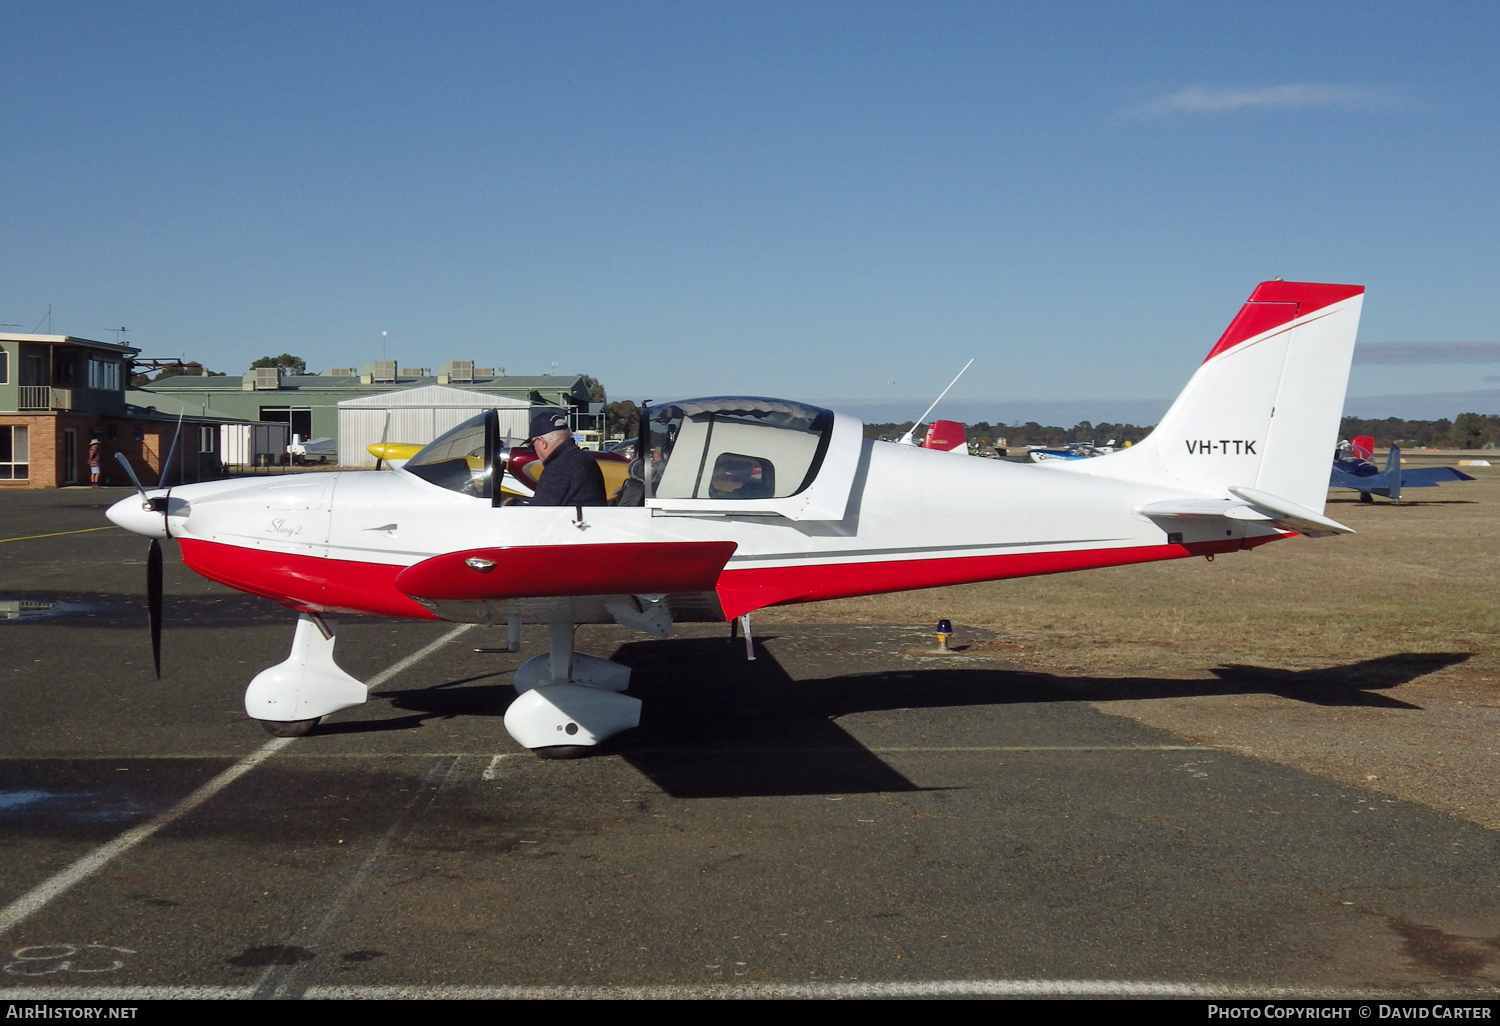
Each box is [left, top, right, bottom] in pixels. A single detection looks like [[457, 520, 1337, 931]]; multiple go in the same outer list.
[[30, 305, 52, 334], [898, 358, 974, 445], [108, 326, 130, 346]]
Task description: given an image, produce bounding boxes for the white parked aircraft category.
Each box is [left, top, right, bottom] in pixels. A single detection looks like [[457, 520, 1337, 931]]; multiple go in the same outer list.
[[109, 280, 1365, 756]]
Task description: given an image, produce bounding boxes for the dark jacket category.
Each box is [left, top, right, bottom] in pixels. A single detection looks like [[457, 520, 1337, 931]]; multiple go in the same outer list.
[[530, 438, 608, 507]]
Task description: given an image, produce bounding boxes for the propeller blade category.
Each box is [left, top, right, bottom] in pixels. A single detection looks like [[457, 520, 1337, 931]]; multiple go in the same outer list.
[[147, 539, 163, 679], [159, 411, 185, 488], [113, 452, 148, 499]]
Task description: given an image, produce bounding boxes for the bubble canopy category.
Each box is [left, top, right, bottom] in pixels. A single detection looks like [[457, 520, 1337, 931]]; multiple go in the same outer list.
[[400, 398, 840, 509], [403, 411, 506, 501], [645, 397, 835, 501]]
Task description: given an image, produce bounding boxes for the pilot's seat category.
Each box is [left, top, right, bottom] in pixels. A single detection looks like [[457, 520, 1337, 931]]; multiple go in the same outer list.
[[610, 458, 647, 507], [708, 453, 775, 499]]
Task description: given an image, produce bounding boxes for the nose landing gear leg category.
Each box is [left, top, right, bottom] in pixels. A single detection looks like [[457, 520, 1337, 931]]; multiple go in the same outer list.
[[246, 613, 368, 737]]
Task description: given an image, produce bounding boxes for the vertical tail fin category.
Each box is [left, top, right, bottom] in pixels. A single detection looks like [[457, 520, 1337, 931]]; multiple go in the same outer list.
[[1385, 444, 1402, 501], [922, 420, 969, 454], [1071, 281, 1364, 514]]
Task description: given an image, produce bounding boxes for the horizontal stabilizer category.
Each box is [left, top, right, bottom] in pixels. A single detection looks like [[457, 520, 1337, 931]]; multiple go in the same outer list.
[[1139, 497, 1273, 520], [1141, 488, 1354, 538], [1228, 486, 1354, 538]]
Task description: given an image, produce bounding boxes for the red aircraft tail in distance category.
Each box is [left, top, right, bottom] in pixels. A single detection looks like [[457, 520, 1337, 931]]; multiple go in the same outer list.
[[922, 420, 968, 453]]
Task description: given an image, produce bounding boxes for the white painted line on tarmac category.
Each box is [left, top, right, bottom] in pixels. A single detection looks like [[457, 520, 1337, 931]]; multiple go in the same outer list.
[[482, 753, 522, 779], [3, 981, 1473, 1000], [366, 624, 473, 690], [0, 744, 1205, 761], [0, 623, 473, 940], [0, 736, 294, 939], [0, 987, 255, 999], [627, 744, 1210, 755], [253, 756, 463, 1000], [304, 981, 1499, 999], [872, 745, 1208, 753]]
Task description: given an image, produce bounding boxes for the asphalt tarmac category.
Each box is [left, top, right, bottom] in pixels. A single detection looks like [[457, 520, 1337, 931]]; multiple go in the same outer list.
[[2, 487, 1498, 998]]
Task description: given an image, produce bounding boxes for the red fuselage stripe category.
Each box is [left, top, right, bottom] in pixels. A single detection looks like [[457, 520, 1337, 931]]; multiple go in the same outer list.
[[177, 539, 438, 619], [179, 534, 1283, 622], [713, 535, 1282, 620]]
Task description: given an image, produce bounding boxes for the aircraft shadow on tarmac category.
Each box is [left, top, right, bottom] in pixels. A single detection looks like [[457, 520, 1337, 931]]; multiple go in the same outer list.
[[9, 589, 1470, 797], [365, 637, 1467, 800]]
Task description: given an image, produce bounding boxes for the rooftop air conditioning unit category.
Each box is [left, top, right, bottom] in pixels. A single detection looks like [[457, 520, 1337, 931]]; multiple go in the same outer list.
[[473, 367, 494, 379], [371, 360, 396, 383], [254, 367, 280, 390], [449, 360, 474, 383], [400, 367, 426, 378], [326, 367, 355, 377]]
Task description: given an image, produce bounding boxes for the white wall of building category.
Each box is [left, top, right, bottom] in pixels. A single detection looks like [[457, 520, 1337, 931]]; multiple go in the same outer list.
[[221, 423, 290, 466], [337, 385, 532, 468]]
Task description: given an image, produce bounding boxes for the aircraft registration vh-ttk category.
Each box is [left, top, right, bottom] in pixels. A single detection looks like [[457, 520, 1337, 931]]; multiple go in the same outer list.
[[108, 280, 1365, 757]]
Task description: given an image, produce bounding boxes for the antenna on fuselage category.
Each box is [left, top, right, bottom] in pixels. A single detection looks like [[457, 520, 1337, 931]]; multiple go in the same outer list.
[[897, 358, 974, 446]]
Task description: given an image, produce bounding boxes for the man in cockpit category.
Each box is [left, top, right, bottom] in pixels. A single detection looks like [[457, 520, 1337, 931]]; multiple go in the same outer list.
[[520, 409, 608, 507]]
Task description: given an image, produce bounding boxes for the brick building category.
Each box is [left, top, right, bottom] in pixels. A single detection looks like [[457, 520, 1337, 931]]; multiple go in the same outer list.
[[0, 333, 231, 489]]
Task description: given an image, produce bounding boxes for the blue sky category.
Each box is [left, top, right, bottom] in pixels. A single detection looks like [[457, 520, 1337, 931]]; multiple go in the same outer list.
[[3, 1, 1498, 421]]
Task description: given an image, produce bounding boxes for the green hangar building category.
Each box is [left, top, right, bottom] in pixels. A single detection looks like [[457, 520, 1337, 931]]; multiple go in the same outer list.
[[131, 360, 599, 461]]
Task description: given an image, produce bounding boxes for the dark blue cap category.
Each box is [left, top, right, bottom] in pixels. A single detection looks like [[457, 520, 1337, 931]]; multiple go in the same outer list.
[[528, 408, 569, 439], [936, 619, 952, 634]]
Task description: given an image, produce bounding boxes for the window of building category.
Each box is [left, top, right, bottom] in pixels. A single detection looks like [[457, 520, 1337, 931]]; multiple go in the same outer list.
[[55, 357, 75, 384], [199, 426, 217, 453], [0, 426, 30, 480], [0, 350, 8, 384], [87, 359, 121, 391]]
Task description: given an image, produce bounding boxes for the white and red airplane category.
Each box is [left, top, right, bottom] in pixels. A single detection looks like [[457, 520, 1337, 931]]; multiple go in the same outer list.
[[108, 280, 1365, 757]]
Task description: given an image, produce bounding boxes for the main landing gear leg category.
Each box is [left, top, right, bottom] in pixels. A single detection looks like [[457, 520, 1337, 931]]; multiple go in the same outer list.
[[245, 613, 368, 737], [504, 619, 640, 759]]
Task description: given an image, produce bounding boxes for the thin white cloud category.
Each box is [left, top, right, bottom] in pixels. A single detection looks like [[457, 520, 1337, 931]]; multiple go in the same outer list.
[[1130, 83, 1398, 118], [1354, 342, 1500, 366]]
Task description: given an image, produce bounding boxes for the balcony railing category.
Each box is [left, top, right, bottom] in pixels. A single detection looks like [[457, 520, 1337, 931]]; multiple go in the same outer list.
[[17, 386, 73, 411]]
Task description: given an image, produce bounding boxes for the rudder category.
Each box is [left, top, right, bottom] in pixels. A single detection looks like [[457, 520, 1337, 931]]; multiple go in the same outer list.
[[1069, 280, 1364, 514]]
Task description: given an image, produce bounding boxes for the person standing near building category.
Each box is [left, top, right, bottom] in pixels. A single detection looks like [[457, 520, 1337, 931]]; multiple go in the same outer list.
[[87, 436, 102, 488]]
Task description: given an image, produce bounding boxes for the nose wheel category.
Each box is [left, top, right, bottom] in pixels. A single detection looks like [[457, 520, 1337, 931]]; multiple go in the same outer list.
[[258, 717, 323, 738]]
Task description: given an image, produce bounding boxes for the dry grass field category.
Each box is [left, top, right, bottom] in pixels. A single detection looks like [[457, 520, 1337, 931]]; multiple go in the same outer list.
[[757, 453, 1500, 830]]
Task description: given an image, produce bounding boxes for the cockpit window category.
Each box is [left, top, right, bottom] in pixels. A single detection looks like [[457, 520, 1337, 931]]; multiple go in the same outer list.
[[403, 413, 492, 497], [647, 398, 833, 500]]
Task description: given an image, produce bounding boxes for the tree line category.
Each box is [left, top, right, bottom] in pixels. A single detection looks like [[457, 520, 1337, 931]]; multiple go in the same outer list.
[[1338, 413, 1499, 450]]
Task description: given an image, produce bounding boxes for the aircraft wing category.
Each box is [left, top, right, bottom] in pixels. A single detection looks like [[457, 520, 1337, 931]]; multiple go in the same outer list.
[[1398, 466, 1476, 487], [393, 541, 738, 601]]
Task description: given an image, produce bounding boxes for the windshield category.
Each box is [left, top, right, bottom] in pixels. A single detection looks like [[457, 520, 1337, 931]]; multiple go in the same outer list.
[[403, 413, 492, 498], [647, 397, 833, 500]]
